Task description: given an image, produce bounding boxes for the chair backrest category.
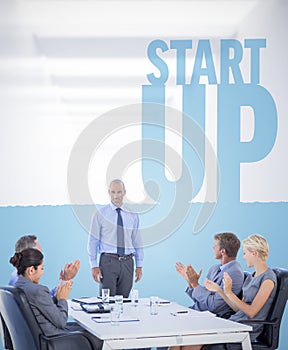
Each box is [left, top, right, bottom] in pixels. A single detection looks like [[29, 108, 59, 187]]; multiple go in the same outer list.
[[0, 286, 44, 350], [236, 271, 250, 301], [257, 268, 288, 349], [0, 312, 13, 350]]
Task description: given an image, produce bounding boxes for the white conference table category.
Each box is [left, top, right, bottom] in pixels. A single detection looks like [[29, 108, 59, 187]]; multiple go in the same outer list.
[[69, 298, 252, 350]]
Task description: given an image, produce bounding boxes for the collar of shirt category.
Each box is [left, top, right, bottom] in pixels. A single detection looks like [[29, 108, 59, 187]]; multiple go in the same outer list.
[[109, 202, 127, 213], [220, 259, 237, 271]]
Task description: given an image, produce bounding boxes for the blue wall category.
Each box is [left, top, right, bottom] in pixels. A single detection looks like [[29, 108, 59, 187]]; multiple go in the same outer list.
[[1, 204, 287, 349]]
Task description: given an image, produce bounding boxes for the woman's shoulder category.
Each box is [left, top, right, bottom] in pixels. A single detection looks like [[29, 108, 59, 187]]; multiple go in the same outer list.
[[264, 267, 277, 283], [18, 277, 50, 292], [256, 267, 277, 285]]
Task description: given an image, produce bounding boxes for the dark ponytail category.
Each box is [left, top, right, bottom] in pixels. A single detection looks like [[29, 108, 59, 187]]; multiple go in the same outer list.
[[10, 248, 43, 276]]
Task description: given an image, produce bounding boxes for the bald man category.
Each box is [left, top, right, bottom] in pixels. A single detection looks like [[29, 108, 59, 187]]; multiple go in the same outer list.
[[88, 179, 144, 297]]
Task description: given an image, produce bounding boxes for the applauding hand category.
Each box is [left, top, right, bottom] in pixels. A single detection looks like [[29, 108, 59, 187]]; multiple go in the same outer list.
[[204, 278, 221, 293], [175, 262, 189, 282], [60, 259, 80, 281], [186, 265, 202, 288], [56, 279, 73, 300], [222, 272, 233, 294]]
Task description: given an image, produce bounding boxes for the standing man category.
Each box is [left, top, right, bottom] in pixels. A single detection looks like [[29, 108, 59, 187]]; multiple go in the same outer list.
[[176, 232, 244, 318], [88, 179, 144, 297]]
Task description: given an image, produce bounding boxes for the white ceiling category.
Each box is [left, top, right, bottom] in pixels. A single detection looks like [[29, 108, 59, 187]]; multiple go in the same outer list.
[[1, 0, 261, 123], [15, 0, 260, 38]]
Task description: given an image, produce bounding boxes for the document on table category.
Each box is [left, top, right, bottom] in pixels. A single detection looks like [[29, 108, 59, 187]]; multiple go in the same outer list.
[[92, 315, 139, 323], [72, 296, 131, 304]]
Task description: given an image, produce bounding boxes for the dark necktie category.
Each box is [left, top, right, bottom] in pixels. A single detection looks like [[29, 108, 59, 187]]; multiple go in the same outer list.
[[213, 267, 222, 282], [116, 208, 125, 256]]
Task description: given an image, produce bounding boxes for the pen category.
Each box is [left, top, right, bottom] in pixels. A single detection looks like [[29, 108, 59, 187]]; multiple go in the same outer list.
[[170, 311, 189, 316]]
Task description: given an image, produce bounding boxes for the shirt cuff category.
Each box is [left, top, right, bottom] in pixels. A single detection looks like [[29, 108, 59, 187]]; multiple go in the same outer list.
[[135, 258, 143, 268], [191, 284, 203, 299], [89, 259, 98, 268]]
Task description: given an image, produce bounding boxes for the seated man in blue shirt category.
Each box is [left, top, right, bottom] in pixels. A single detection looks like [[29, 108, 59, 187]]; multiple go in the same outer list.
[[9, 234, 80, 296], [176, 232, 244, 318]]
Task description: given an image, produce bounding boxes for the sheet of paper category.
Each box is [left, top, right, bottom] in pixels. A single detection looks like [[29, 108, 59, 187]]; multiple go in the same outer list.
[[72, 296, 131, 304], [92, 315, 139, 323]]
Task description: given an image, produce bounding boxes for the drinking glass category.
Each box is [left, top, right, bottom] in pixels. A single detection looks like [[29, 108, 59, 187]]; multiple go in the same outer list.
[[150, 296, 158, 315], [115, 294, 124, 313], [101, 288, 110, 304], [110, 304, 121, 325], [131, 289, 139, 305]]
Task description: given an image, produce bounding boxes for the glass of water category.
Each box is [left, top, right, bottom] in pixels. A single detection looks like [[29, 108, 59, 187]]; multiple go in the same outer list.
[[131, 289, 139, 305], [110, 304, 121, 325], [150, 296, 158, 315], [101, 288, 110, 305], [115, 294, 124, 313]]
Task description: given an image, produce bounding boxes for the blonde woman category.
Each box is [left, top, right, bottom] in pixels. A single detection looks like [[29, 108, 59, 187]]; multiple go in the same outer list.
[[171, 234, 277, 350]]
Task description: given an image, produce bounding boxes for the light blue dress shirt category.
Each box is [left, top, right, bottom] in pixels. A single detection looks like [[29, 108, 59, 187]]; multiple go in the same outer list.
[[87, 203, 144, 268]]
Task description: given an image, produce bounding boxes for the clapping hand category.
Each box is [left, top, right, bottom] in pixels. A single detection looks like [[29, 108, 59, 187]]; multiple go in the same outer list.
[[186, 265, 202, 288], [60, 259, 80, 281], [56, 279, 73, 300], [222, 272, 233, 294], [204, 278, 221, 293], [175, 262, 188, 282]]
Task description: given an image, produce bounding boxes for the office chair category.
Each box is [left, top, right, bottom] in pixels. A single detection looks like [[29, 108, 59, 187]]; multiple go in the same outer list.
[[0, 313, 6, 347], [226, 267, 288, 350], [0, 313, 13, 350], [0, 286, 95, 350]]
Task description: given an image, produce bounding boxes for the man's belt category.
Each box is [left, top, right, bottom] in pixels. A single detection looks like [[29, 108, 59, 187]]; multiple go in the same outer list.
[[102, 253, 134, 261]]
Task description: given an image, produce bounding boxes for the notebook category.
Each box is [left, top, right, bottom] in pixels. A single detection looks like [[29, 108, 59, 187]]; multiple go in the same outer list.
[[80, 302, 111, 313]]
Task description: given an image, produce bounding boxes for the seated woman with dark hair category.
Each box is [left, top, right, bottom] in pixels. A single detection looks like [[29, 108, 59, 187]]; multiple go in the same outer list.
[[10, 248, 103, 349], [170, 234, 277, 350]]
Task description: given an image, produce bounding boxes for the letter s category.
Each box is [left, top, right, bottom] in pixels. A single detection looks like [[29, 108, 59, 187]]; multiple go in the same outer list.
[[147, 40, 169, 85]]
